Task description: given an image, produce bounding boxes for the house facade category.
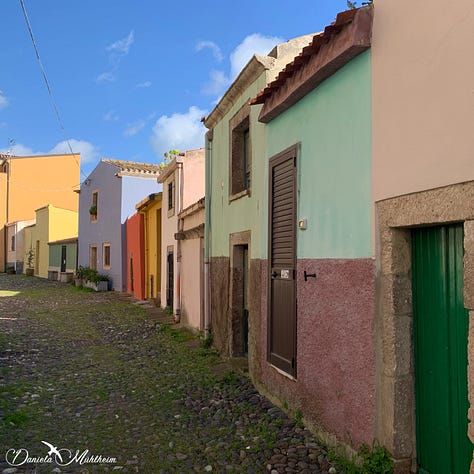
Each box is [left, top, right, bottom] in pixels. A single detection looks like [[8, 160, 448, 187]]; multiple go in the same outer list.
[[0, 153, 79, 271], [158, 149, 205, 322], [371, 1, 474, 472], [135, 193, 162, 302], [125, 213, 145, 300], [23, 204, 78, 279], [78, 159, 161, 291], [179, 197, 205, 331], [203, 35, 314, 356], [5, 219, 36, 273], [48, 238, 78, 281], [249, 4, 374, 454]]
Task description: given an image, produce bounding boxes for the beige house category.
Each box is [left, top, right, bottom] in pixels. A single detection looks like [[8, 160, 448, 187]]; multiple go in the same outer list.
[[178, 198, 205, 330], [158, 148, 205, 327], [372, 1, 474, 472], [5, 219, 36, 273]]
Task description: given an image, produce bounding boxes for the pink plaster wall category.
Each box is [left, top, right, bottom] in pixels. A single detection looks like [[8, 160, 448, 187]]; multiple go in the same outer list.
[[258, 258, 375, 448], [183, 148, 205, 209]]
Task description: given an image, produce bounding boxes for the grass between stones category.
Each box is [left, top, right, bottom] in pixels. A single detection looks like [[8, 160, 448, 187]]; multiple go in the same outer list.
[[0, 275, 331, 473]]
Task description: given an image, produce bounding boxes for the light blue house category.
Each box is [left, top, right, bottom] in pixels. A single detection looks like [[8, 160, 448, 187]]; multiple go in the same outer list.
[[78, 159, 162, 291]]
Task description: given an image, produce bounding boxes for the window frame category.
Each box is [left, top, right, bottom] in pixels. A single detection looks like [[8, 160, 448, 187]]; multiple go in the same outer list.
[[89, 244, 98, 270], [229, 102, 252, 201], [167, 179, 175, 217], [90, 190, 98, 222], [102, 242, 111, 270]]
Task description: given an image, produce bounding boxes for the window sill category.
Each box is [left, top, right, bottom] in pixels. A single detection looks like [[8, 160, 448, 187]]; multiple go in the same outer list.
[[229, 189, 251, 203], [269, 363, 297, 381]]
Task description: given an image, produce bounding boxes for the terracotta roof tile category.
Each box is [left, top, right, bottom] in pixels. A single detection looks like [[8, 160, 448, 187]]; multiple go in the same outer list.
[[101, 158, 162, 177], [250, 6, 366, 107]]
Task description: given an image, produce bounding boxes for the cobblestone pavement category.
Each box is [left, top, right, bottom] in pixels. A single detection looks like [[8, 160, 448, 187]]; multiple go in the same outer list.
[[0, 274, 336, 474]]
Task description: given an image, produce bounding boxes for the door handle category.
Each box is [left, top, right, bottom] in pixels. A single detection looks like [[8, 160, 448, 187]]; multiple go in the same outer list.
[[304, 271, 316, 281]]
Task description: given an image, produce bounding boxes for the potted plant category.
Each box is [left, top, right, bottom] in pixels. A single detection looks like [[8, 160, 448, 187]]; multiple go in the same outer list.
[[74, 265, 86, 286], [89, 205, 97, 220], [25, 248, 35, 276], [81, 266, 110, 291]]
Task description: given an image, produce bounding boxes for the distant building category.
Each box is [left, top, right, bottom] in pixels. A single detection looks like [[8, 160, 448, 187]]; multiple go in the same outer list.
[[0, 153, 80, 271], [158, 148, 205, 327], [23, 204, 78, 278], [134, 192, 163, 302], [77, 159, 161, 291]]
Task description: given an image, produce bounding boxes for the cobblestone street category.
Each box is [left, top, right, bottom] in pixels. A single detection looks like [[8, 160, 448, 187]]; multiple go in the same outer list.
[[0, 275, 335, 474]]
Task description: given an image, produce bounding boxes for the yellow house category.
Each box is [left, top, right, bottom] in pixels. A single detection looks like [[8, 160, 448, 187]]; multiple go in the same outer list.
[[23, 205, 78, 278], [0, 153, 79, 270], [136, 193, 162, 302]]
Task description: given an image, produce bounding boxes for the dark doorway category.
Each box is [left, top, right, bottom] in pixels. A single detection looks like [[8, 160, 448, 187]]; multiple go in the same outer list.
[[167, 249, 174, 309], [268, 145, 297, 377], [60, 245, 67, 272], [231, 243, 249, 357]]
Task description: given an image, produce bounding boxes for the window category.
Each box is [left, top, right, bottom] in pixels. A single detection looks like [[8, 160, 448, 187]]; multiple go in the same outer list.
[[90, 191, 98, 222], [11, 236, 15, 251], [89, 245, 98, 270], [103, 243, 111, 269], [167, 180, 175, 216], [230, 103, 251, 198]]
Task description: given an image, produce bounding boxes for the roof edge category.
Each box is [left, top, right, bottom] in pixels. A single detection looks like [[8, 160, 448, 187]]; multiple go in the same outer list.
[[252, 6, 373, 123]]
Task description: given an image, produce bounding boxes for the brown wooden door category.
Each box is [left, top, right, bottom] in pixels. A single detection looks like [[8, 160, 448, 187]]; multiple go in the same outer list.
[[268, 145, 297, 376]]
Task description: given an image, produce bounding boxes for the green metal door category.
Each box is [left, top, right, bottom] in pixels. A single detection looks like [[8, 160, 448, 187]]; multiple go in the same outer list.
[[412, 224, 473, 474]]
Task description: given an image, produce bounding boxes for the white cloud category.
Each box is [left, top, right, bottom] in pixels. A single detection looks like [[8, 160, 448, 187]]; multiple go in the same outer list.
[[97, 31, 135, 84], [195, 40, 223, 62], [123, 119, 146, 137], [103, 110, 119, 121], [0, 90, 9, 109], [202, 69, 231, 97], [230, 33, 284, 79], [106, 31, 134, 55], [96, 72, 115, 83], [150, 106, 206, 158], [49, 139, 100, 164], [0, 140, 100, 171], [135, 80, 152, 88], [0, 143, 34, 156], [200, 33, 284, 102]]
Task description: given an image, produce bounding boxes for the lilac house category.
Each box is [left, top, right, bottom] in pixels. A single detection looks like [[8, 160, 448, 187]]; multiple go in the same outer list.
[[78, 159, 162, 291]]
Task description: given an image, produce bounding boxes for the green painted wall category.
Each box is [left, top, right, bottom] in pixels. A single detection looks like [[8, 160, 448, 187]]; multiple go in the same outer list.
[[49, 242, 77, 269], [209, 72, 268, 259], [266, 51, 372, 259]]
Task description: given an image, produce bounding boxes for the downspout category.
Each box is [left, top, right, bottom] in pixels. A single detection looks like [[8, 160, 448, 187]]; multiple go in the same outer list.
[[175, 156, 184, 323], [204, 130, 213, 338]]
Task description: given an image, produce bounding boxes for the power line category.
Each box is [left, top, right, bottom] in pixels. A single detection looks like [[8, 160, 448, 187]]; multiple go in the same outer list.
[[18, 0, 89, 182]]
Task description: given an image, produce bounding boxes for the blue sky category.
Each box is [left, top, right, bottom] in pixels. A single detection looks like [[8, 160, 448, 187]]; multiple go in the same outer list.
[[0, 0, 349, 179]]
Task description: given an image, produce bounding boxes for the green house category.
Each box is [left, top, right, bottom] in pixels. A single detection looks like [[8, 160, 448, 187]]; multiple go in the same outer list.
[[48, 237, 77, 282]]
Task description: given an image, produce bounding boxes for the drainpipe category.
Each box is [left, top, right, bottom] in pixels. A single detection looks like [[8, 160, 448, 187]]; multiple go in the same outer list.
[[204, 131, 213, 338], [175, 156, 184, 323]]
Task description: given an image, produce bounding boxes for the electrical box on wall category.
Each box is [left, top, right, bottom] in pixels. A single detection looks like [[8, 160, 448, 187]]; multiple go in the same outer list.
[[298, 218, 307, 230]]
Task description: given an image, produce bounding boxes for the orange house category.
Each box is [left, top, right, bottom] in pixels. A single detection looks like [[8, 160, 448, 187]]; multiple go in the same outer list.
[[0, 153, 80, 270]]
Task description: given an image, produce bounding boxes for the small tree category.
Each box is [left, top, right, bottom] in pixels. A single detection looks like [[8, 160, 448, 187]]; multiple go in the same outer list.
[[159, 149, 181, 169], [25, 248, 34, 269]]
